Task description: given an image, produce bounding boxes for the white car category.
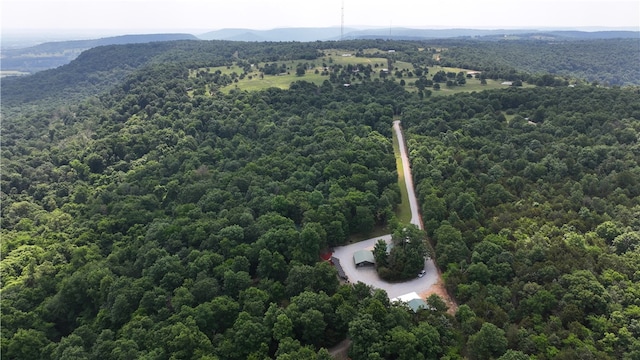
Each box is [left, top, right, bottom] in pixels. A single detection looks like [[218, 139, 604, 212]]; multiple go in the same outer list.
[[418, 270, 426, 278]]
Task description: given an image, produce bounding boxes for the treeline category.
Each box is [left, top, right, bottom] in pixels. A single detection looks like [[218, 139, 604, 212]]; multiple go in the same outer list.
[[437, 39, 640, 86], [404, 86, 640, 359], [0, 41, 196, 107]]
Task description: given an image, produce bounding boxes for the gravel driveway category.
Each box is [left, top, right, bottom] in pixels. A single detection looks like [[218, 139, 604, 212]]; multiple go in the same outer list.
[[330, 121, 440, 300], [332, 236, 438, 300]]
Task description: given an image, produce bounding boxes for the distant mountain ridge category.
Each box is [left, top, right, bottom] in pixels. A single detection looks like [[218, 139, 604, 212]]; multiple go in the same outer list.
[[199, 27, 640, 41], [198, 27, 359, 42], [1, 33, 197, 74], [3, 28, 637, 76]]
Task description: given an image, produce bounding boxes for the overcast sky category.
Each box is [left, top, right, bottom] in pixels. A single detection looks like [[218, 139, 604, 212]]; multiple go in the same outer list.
[[2, 0, 639, 34]]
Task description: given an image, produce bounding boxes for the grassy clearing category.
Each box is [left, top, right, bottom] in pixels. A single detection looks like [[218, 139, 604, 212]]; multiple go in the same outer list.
[[394, 61, 414, 72], [188, 65, 243, 77], [227, 72, 327, 92], [392, 119, 412, 224], [347, 225, 392, 243], [190, 49, 536, 95], [430, 78, 508, 95], [504, 112, 517, 123], [430, 78, 536, 96], [430, 65, 471, 74], [318, 55, 388, 67], [196, 56, 390, 93]]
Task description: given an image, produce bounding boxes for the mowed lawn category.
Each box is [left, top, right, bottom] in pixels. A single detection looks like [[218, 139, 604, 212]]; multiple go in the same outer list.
[[191, 50, 535, 95], [210, 56, 389, 93], [429, 78, 535, 95], [232, 73, 327, 91]]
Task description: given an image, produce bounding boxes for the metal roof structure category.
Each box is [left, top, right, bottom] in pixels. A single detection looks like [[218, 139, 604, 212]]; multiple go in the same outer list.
[[331, 256, 348, 280], [391, 292, 430, 313], [407, 298, 429, 313], [353, 249, 375, 267]]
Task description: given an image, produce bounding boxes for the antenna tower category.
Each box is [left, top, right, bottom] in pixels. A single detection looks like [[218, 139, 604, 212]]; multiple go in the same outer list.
[[341, 0, 344, 41]]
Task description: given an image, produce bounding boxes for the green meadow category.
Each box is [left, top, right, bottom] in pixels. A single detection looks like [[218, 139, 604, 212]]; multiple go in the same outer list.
[[190, 49, 533, 95]]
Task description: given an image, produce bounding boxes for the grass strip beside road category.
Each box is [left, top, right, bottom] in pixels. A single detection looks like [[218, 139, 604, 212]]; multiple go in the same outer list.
[[392, 119, 412, 224]]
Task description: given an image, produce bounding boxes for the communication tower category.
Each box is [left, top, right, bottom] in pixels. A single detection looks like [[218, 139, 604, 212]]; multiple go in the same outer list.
[[341, 0, 344, 41]]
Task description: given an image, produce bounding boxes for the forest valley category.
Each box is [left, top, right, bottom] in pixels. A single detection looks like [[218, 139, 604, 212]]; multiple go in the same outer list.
[[1, 39, 640, 360]]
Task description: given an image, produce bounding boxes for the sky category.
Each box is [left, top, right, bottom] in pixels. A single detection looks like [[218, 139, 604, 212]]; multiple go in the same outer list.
[[2, 0, 639, 35]]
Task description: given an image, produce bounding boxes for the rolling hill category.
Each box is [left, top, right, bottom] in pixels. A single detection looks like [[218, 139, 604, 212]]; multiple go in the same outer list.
[[0, 33, 198, 74]]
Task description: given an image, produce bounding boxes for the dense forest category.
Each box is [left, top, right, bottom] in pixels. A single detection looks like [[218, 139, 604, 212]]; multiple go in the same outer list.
[[404, 86, 640, 359], [2, 39, 640, 359], [436, 39, 640, 86]]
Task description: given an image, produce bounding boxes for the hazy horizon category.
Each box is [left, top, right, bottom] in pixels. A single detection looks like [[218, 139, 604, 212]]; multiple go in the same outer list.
[[3, 0, 639, 35], [2, 25, 637, 42]]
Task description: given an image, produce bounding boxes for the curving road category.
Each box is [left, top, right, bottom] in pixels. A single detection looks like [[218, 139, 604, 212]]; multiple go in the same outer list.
[[331, 120, 439, 300]]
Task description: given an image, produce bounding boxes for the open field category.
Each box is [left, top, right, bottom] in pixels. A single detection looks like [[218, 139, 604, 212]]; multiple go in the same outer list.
[[429, 65, 471, 74], [319, 53, 388, 67], [198, 56, 390, 93], [429, 78, 535, 95], [228, 72, 327, 92], [190, 49, 535, 95], [504, 112, 517, 123]]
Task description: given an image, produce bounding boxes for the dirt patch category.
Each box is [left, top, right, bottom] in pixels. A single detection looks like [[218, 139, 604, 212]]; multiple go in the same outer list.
[[328, 338, 351, 360], [419, 272, 458, 315], [320, 250, 333, 261]]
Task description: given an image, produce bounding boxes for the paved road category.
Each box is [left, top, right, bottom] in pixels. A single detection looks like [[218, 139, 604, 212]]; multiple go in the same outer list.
[[331, 121, 439, 300]]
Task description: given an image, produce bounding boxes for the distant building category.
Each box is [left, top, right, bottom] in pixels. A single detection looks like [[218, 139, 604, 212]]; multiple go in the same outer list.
[[391, 292, 430, 313], [353, 249, 375, 267], [407, 298, 429, 313], [501, 81, 513, 86], [388, 50, 396, 53]]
